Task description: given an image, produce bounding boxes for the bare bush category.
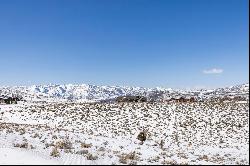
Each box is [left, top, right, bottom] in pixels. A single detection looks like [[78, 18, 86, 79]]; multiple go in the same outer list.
[[13, 142, 28, 149], [86, 153, 98, 160], [81, 142, 92, 148], [76, 149, 89, 155], [50, 147, 60, 157], [55, 140, 73, 149]]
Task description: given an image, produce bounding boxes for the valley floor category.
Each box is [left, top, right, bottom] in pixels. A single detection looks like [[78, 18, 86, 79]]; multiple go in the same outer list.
[[0, 101, 249, 165]]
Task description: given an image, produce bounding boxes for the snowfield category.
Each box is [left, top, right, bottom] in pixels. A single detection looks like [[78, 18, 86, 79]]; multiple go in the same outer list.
[[0, 100, 249, 165], [0, 148, 61, 165]]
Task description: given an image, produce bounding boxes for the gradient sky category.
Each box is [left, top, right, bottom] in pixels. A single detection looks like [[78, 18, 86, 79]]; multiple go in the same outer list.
[[0, 0, 249, 89]]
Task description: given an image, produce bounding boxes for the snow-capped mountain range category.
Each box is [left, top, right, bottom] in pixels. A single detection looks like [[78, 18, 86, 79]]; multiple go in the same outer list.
[[0, 83, 248, 102]]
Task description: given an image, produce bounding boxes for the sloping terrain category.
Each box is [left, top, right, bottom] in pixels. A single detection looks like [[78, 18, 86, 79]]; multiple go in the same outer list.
[[0, 101, 249, 165]]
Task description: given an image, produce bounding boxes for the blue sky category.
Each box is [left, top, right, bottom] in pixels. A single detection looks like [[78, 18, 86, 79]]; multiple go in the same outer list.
[[0, 0, 248, 89]]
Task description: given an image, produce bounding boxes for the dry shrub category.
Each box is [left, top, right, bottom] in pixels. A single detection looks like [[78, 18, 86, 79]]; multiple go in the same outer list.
[[13, 142, 28, 149], [55, 140, 73, 149], [86, 153, 98, 160], [98, 147, 106, 152], [64, 149, 73, 154], [198, 155, 209, 161], [81, 142, 92, 148], [50, 147, 60, 157], [76, 149, 89, 155], [161, 159, 178, 165], [119, 151, 138, 164], [32, 133, 40, 138], [30, 144, 35, 149], [19, 129, 26, 135], [137, 130, 148, 144]]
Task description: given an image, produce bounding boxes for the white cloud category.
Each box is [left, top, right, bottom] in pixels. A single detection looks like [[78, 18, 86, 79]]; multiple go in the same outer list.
[[203, 68, 223, 74]]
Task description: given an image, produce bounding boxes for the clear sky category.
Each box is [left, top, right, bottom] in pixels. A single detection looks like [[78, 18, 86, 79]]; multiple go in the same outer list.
[[0, 0, 249, 89]]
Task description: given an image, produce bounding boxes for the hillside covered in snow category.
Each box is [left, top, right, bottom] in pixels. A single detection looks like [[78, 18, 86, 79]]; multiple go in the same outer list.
[[0, 83, 248, 102], [0, 83, 249, 165]]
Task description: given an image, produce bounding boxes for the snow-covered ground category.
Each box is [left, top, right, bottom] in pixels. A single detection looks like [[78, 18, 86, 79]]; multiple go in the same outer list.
[[0, 101, 249, 165], [0, 148, 61, 165]]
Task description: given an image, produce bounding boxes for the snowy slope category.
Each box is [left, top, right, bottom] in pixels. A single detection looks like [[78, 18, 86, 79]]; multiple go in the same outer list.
[[0, 101, 249, 165], [0, 148, 61, 165]]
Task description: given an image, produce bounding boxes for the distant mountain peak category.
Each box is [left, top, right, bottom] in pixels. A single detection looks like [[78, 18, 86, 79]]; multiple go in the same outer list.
[[0, 83, 248, 102]]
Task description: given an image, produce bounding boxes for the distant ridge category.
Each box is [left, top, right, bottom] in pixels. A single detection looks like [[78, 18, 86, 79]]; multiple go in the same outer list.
[[0, 83, 248, 102]]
